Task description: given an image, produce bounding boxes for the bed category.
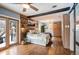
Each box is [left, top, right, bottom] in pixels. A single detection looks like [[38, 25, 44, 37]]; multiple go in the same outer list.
[[25, 32, 50, 46]]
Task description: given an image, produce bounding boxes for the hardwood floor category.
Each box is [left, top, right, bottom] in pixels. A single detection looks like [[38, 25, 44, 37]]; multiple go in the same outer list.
[[0, 37, 71, 55]]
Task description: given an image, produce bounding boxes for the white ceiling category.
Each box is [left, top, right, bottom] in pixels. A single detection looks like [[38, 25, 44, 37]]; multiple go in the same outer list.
[[32, 13, 63, 22], [0, 3, 73, 22], [0, 3, 73, 16]]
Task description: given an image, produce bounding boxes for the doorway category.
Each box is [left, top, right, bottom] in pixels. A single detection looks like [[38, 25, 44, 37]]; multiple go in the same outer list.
[[53, 22, 61, 37], [0, 18, 6, 48], [0, 16, 19, 50], [9, 20, 18, 45]]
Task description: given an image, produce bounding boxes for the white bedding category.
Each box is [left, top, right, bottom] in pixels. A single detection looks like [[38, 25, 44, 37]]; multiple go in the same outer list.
[[26, 33, 50, 46]]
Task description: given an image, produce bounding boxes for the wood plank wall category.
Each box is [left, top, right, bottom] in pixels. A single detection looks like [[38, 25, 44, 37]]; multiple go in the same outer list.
[[20, 14, 28, 43]]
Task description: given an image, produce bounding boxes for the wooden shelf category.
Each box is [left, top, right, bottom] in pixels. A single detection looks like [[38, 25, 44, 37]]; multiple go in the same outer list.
[[27, 20, 38, 30]]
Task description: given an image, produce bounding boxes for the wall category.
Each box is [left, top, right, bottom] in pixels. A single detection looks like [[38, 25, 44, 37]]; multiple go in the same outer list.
[[76, 27, 79, 54], [38, 20, 62, 37], [20, 14, 28, 42], [32, 14, 63, 35], [70, 10, 74, 51], [0, 7, 20, 19], [62, 14, 70, 49], [76, 4, 79, 55], [38, 22, 53, 35]]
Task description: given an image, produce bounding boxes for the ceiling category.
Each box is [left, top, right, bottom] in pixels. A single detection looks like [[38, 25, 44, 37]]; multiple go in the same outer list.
[[0, 3, 73, 16], [0, 3, 73, 22], [32, 13, 63, 22]]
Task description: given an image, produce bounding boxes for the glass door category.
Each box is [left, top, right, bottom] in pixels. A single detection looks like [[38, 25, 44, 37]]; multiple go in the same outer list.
[[9, 20, 17, 45], [0, 18, 6, 48], [0, 16, 19, 50]]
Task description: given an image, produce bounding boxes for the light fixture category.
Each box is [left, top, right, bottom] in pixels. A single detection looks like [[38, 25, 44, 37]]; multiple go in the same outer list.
[[22, 4, 30, 9], [65, 25, 70, 28]]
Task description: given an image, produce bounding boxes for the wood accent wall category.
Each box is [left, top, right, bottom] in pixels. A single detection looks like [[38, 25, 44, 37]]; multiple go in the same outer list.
[[62, 14, 70, 49], [20, 14, 28, 42], [20, 14, 28, 29], [6, 18, 10, 48], [16, 21, 19, 44]]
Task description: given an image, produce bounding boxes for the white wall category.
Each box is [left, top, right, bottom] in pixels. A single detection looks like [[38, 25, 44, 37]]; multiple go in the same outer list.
[[38, 22, 54, 35], [70, 11, 74, 51]]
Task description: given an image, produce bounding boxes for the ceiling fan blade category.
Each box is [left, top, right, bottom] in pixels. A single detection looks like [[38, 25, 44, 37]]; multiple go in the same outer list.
[[13, 3, 38, 12], [28, 4, 38, 11]]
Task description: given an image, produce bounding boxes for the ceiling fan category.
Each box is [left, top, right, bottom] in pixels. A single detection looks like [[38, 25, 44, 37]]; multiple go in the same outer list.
[[15, 3, 38, 12]]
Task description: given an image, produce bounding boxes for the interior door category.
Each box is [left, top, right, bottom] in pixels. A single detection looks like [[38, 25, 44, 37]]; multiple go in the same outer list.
[[53, 22, 61, 37]]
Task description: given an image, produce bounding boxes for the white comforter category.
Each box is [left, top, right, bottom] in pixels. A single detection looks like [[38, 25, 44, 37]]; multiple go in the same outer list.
[[26, 33, 50, 46]]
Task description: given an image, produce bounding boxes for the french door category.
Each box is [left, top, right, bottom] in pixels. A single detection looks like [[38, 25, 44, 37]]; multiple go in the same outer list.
[[9, 20, 17, 45], [0, 16, 19, 50], [0, 18, 6, 48]]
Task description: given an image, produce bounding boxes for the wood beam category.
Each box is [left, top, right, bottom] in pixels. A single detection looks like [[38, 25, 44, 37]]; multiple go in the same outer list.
[[28, 7, 70, 18]]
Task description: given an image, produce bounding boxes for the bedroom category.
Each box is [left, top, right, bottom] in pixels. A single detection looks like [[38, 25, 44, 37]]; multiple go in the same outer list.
[[0, 3, 79, 55]]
